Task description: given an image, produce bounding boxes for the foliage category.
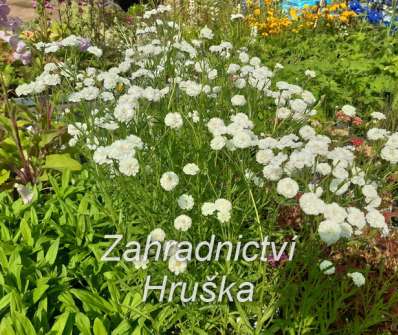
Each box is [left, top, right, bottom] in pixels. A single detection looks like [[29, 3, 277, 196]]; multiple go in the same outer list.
[[245, 1, 358, 37]]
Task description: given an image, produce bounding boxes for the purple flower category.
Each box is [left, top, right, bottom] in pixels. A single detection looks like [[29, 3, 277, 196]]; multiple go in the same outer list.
[[0, 1, 10, 18], [7, 17, 22, 31], [13, 50, 32, 65], [15, 40, 26, 53], [78, 37, 91, 51], [267, 254, 289, 267]]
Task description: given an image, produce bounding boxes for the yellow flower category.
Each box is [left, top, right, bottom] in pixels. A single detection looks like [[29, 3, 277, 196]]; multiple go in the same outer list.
[[290, 8, 298, 20]]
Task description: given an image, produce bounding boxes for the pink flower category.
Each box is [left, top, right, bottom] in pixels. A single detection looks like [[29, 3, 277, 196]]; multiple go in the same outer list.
[[352, 117, 363, 126]]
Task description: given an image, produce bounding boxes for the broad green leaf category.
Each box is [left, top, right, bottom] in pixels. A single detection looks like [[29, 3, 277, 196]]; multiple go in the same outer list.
[[93, 318, 108, 335], [44, 154, 81, 171], [75, 313, 91, 335], [39, 129, 63, 147], [0, 170, 10, 186], [0, 316, 16, 335]]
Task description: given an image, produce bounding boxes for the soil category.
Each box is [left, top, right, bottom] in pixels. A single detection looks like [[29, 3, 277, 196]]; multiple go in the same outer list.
[[8, 0, 37, 21]]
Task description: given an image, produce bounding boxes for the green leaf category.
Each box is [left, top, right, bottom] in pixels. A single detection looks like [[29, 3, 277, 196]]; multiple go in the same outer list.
[[50, 311, 74, 335], [0, 293, 11, 313], [111, 320, 132, 335], [44, 154, 81, 171], [93, 318, 108, 335], [33, 283, 49, 304], [13, 312, 37, 335], [70, 289, 114, 314], [75, 313, 91, 335], [20, 219, 33, 247], [0, 170, 10, 186], [39, 129, 63, 147], [45, 238, 60, 265]]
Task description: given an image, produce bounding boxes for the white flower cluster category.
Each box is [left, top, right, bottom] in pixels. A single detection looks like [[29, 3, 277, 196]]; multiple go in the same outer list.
[[43, 4, 394, 258], [208, 113, 256, 151], [207, 112, 389, 244], [381, 132, 398, 163], [93, 135, 144, 176], [15, 64, 61, 96], [201, 199, 232, 223]]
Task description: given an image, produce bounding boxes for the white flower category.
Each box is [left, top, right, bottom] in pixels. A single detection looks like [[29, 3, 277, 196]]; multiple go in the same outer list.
[[15, 184, 34, 205], [234, 78, 246, 89], [299, 126, 316, 140], [132, 255, 148, 269], [177, 194, 194, 210], [214, 198, 232, 213], [290, 99, 307, 114], [239, 52, 250, 64], [277, 178, 299, 199], [367, 128, 389, 141], [347, 207, 366, 229], [263, 164, 283, 181], [160, 172, 179, 191], [231, 95, 246, 107], [15, 83, 34, 96], [318, 220, 342, 245], [256, 149, 274, 165], [174, 214, 192, 231], [381, 146, 398, 163], [231, 13, 244, 20], [208, 69, 218, 80], [339, 221, 353, 238], [119, 158, 139, 176], [366, 209, 386, 229], [347, 272, 365, 287], [217, 210, 231, 223], [316, 163, 331, 176], [168, 255, 187, 275], [150, 228, 166, 242], [227, 63, 240, 75], [201, 202, 216, 216], [305, 69, 316, 78], [320, 260, 335, 275], [93, 147, 111, 165], [341, 104, 356, 117], [276, 107, 291, 119], [87, 46, 103, 57], [371, 112, 386, 120], [210, 136, 226, 150], [232, 131, 252, 149], [362, 184, 378, 200], [323, 203, 347, 223], [299, 193, 325, 215], [199, 26, 214, 40], [165, 112, 183, 129], [183, 163, 200, 175], [207, 118, 226, 136], [385, 133, 398, 147]]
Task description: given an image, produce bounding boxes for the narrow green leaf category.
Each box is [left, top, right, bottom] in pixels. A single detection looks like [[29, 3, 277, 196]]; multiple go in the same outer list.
[[45, 238, 60, 265], [20, 219, 33, 247]]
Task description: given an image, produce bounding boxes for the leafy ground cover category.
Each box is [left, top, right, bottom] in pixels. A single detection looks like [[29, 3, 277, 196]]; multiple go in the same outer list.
[[0, 0, 397, 334]]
